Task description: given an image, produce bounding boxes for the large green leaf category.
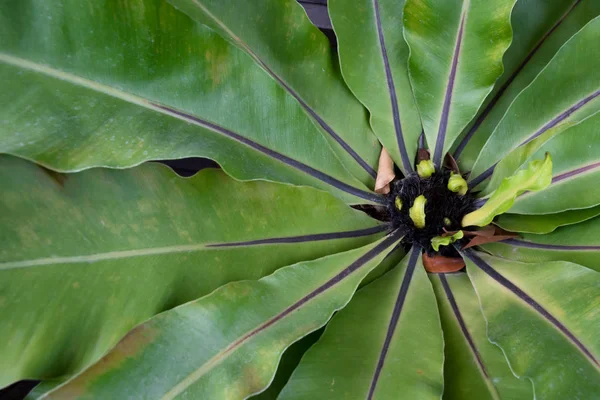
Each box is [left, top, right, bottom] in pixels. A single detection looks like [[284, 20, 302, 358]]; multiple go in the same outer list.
[[430, 273, 531, 400], [453, 0, 600, 172], [403, 0, 516, 167], [279, 248, 443, 400], [0, 155, 386, 388], [483, 215, 600, 272], [464, 251, 600, 400], [506, 112, 600, 214], [468, 16, 600, 188], [496, 205, 600, 234], [164, 0, 381, 184], [328, 0, 421, 174], [0, 0, 380, 205], [42, 234, 402, 399]]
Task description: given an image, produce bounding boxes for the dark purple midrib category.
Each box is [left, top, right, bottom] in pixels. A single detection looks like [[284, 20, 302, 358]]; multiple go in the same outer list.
[[502, 239, 600, 251], [453, 0, 583, 159], [234, 37, 376, 178], [367, 246, 420, 400], [206, 225, 388, 248], [552, 161, 600, 184], [469, 88, 600, 187], [372, 0, 412, 173], [153, 104, 383, 204], [434, 14, 466, 166], [439, 274, 494, 384], [514, 160, 600, 200], [465, 249, 600, 367], [227, 230, 403, 354]]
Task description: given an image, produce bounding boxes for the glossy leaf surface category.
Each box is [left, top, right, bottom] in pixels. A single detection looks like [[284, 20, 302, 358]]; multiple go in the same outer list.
[[483, 215, 600, 272], [0, 155, 385, 387], [465, 251, 600, 399], [469, 16, 600, 187], [403, 0, 516, 166], [280, 248, 444, 400], [454, 0, 600, 171], [43, 235, 401, 399], [0, 0, 379, 204], [430, 273, 531, 400], [329, 0, 421, 174], [166, 0, 381, 184]]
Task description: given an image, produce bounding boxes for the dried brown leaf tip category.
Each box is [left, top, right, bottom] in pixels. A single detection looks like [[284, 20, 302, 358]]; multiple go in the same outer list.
[[462, 225, 519, 249], [375, 147, 395, 194], [444, 152, 460, 174]]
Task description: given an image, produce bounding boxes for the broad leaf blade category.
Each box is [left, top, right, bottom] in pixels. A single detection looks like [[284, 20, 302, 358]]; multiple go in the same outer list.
[[43, 235, 402, 399], [165, 0, 381, 184], [430, 273, 531, 400], [464, 251, 600, 400], [483, 215, 600, 272], [468, 16, 600, 188], [495, 205, 600, 234], [0, 0, 378, 205], [0, 155, 385, 387], [328, 0, 421, 175], [403, 0, 516, 166], [507, 112, 600, 214], [279, 248, 444, 400], [454, 0, 600, 172]]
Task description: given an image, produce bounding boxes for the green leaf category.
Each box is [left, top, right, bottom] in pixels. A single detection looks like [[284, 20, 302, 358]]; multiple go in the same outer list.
[[462, 154, 552, 227], [495, 205, 600, 234], [453, 0, 600, 172], [328, 0, 422, 175], [42, 235, 402, 399], [431, 230, 464, 252], [0, 0, 379, 205], [430, 273, 532, 400], [250, 329, 323, 400], [165, 0, 381, 184], [24, 377, 68, 400], [0, 155, 386, 387], [508, 111, 600, 214], [464, 251, 600, 400], [483, 215, 600, 272], [403, 0, 516, 167], [468, 15, 600, 188], [279, 248, 444, 400]]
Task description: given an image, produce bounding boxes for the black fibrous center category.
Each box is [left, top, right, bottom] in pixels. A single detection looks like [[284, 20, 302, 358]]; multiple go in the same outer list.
[[385, 170, 476, 257]]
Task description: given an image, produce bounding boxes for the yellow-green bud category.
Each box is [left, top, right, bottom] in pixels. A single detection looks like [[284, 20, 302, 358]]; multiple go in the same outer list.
[[417, 159, 435, 178], [443, 217, 452, 227], [431, 230, 464, 251], [448, 172, 468, 196], [395, 196, 402, 211], [409, 195, 427, 229]]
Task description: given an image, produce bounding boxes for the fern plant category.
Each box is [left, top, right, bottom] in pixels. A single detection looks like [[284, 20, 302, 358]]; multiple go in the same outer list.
[[1, 0, 599, 399]]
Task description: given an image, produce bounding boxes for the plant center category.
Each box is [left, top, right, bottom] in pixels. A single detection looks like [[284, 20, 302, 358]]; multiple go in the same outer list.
[[385, 170, 476, 256]]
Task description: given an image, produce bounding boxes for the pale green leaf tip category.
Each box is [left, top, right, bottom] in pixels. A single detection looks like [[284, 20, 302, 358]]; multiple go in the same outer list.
[[431, 230, 464, 251], [409, 195, 427, 229], [462, 153, 552, 227], [448, 172, 468, 195], [417, 159, 435, 178], [395, 196, 402, 211]]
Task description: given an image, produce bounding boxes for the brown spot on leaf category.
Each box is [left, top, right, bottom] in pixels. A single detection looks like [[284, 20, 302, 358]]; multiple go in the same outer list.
[[46, 324, 159, 398]]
